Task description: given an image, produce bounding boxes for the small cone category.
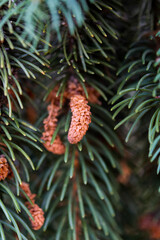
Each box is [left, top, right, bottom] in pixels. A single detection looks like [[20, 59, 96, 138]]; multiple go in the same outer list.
[[42, 103, 65, 154], [20, 182, 36, 204], [68, 95, 91, 144], [29, 204, 45, 230], [0, 156, 9, 181], [20, 182, 45, 230]]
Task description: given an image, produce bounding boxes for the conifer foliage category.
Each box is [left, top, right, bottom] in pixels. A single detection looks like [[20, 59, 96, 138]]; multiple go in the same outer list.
[[0, 0, 160, 240]]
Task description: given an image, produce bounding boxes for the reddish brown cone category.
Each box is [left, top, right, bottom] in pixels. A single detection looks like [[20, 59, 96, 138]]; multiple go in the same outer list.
[[28, 204, 45, 230], [21, 182, 32, 196], [68, 95, 91, 144], [42, 103, 65, 154], [20, 182, 36, 204], [20, 182, 45, 230], [0, 156, 9, 181]]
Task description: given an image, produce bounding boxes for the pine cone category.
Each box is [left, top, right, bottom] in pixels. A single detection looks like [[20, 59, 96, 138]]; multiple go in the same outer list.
[[29, 204, 45, 230], [21, 182, 32, 196], [20, 182, 36, 204], [20, 182, 45, 230], [0, 156, 9, 181], [42, 103, 65, 154], [68, 95, 91, 144]]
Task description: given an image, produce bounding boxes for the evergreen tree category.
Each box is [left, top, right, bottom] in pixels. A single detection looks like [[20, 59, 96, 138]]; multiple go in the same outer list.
[[0, 1, 160, 240]]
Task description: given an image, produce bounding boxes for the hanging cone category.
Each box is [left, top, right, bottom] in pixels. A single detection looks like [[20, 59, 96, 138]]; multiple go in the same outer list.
[[20, 182, 45, 230], [0, 155, 9, 181], [42, 103, 65, 154], [20, 182, 36, 204], [68, 95, 91, 144], [28, 204, 45, 230], [21, 182, 32, 196]]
